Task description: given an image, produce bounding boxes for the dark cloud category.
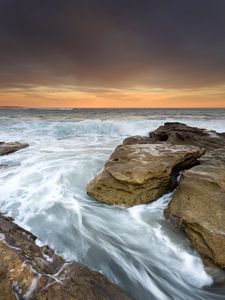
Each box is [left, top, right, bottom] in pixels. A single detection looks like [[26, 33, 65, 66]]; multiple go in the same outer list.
[[0, 0, 225, 89]]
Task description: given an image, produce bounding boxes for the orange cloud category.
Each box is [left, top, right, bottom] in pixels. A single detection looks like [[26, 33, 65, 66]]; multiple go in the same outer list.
[[0, 85, 224, 108]]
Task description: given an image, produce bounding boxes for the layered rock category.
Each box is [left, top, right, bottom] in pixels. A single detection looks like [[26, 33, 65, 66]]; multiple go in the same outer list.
[[164, 147, 225, 268], [124, 122, 225, 150], [149, 122, 225, 150], [88, 122, 225, 269], [0, 141, 29, 156], [142, 123, 225, 268], [0, 214, 131, 300], [87, 143, 203, 207]]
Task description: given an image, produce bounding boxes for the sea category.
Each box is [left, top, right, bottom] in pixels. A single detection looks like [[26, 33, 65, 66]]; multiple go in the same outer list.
[[0, 108, 225, 300]]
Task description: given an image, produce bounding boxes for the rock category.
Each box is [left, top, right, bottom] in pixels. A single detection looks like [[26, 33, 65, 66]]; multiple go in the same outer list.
[[0, 214, 132, 300], [87, 143, 203, 207], [123, 136, 153, 145], [0, 141, 29, 156], [88, 122, 225, 272], [124, 122, 225, 151], [164, 147, 225, 268], [148, 122, 225, 150]]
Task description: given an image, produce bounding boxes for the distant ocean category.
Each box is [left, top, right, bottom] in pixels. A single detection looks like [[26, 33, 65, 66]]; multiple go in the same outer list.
[[0, 108, 225, 300]]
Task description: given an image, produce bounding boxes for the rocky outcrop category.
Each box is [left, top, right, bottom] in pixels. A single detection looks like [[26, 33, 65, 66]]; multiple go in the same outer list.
[[0, 214, 132, 300], [149, 122, 225, 150], [87, 143, 203, 207], [124, 122, 225, 151], [164, 147, 225, 268], [0, 141, 29, 155], [139, 122, 225, 268], [88, 122, 225, 269]]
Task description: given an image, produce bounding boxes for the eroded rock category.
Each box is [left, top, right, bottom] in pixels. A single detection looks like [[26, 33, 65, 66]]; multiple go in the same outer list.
[[87, 143, 203, 207], [124, 122, 225, 151], [149, 122, 225, 150], [90, 122, 225, 269], [164, 147, 225, 269], [0, 142, 29, 156], [0, 214, 132, 300], [157, 123, 225, 268]]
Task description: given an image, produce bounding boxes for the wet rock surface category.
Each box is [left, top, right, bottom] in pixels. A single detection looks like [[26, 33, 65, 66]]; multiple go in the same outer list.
[[0, 142, 29, 156], [87, 143, 203, 207], [0, 214, 132, 300]]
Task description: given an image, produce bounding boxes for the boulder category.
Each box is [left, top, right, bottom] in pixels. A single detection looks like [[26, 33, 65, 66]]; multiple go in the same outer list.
[[164, 147, 225, 268], [0, 214, 132, 300], [0, 141, 29, 156], [87, 143, 203, 207]]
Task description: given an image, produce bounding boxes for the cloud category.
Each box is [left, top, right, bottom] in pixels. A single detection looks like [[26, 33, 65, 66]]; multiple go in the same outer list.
[[0, 0, 225, 92]]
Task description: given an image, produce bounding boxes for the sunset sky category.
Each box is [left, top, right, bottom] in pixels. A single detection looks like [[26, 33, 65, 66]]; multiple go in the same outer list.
[[0, 0, 225, 108]]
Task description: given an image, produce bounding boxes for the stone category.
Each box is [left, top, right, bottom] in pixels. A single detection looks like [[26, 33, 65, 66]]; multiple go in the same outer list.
[[87, 143, 203, 207], [124, 122, 225, 151], [148, 122, 225, 150], [0, 214, 132, 300], [0, 141, 29, 156], [164, 147, 225, 269]]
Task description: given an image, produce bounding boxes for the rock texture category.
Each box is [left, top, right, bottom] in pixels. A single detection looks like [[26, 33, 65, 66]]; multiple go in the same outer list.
[[0, 214, 131, 300], [88, 121, 225, 269], [164, 147, 225, 268], [0, 141, 29, 156], [148, 122, 225, 150], [147, 122, 225, 268], [124, 122, 225, 151], [87, 143, 203, 207]]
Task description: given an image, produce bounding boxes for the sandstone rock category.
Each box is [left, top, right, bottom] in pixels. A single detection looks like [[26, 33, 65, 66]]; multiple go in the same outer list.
[[164, 147, 225, 268], [148, 122, 225, 150], [0, 214, 132, 300], [124, 122, 225, 151], [87, 143, 203, 207], [0, 141, 29, 156], [123, 136, 152, 145]]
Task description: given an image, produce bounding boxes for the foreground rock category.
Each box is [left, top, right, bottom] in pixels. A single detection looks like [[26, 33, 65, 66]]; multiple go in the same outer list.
[[164, 147, 225, 268], [87, 143, 203, 207], [0, 214, 131, 300], [0, 141, 29, 155]]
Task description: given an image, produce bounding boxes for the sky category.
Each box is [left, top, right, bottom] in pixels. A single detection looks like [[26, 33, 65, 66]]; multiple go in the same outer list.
[[0, 0, 225, 108]]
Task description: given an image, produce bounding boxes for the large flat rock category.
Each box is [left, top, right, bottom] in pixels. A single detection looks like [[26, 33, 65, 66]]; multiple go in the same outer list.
[[164, 147, 225, 268], [87, 143, 203, 207], [0, 214, 132, 300]]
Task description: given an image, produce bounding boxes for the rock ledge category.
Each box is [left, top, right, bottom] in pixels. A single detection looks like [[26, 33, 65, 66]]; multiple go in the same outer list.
[[0, 214, 131, 300], [87, 143, 203, 207]]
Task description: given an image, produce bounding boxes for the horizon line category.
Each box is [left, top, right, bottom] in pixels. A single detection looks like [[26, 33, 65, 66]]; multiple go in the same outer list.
[[0, 106, 225, 110]]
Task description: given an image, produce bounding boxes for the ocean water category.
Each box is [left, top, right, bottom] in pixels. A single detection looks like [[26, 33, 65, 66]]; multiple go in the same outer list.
[[0, 108, 225, 300]]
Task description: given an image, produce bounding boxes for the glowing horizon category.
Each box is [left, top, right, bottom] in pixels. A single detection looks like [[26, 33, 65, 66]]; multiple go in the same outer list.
[[0, 84, 224, 108], [0, 1, 225, 108]]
